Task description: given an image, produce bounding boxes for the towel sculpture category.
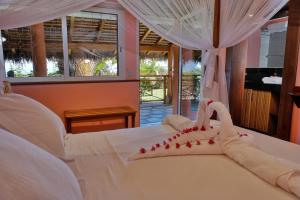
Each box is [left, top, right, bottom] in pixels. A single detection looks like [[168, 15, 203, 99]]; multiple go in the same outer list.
[[129, 99, 300, 198]]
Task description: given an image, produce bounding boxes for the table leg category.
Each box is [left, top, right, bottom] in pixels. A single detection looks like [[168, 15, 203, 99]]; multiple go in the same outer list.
[[132, 113, 135, 128], [125, 116, 129, 128], [66, 119, 72, 133]]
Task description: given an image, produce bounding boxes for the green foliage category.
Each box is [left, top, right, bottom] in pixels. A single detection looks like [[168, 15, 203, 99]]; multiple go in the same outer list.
[[94, 57, 117, 76], [140, 59, 167, 75]]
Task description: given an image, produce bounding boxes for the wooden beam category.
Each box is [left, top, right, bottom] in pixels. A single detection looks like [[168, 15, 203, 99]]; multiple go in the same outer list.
[[213, 0, 220, 48], [31, 23, 47, 77], [95, 20, 105, 42], [140, 45, 168, 52], [6, 43, 169, 53], [140, 29, 151, 42], [70, 16, 75, 41], [276, 0, 300, 141], [156, 37, 164, 45]]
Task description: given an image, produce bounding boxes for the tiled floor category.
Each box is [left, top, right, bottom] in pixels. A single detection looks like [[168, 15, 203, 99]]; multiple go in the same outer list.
[[140, 102, 173, 127], [140, 100, 200, 127]]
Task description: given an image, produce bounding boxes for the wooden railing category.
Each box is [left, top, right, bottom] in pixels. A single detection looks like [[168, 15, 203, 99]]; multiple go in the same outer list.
[[140, 74, 201, 104], [140, 75, 168, 103]]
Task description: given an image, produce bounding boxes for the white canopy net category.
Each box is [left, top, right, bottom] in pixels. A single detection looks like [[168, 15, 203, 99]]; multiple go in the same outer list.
[[0, 0, 288, 107], [118, 0, 287, 107], [0, 0, 105, 29]]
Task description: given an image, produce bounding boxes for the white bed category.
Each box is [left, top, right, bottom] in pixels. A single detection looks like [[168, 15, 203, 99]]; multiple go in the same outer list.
[[64, 124, 300, 200], [1, 93, 300, 200]]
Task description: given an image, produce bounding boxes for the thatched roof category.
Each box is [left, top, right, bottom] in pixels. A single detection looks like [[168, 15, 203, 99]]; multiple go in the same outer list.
[[1, 15, 171, 62]]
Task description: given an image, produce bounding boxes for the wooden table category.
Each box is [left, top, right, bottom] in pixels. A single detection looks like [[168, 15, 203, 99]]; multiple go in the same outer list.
[[64, 106, 136, 133]]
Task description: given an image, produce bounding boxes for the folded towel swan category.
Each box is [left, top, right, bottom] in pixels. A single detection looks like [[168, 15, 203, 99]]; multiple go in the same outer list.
[[129, 100, 246, 161]]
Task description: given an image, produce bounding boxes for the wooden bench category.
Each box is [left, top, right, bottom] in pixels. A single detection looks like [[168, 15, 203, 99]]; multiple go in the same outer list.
[[64, 106, 136, 133]]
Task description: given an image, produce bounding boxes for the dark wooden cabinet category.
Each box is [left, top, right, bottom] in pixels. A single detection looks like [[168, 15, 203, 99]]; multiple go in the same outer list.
[[241, 68, 281, 135]]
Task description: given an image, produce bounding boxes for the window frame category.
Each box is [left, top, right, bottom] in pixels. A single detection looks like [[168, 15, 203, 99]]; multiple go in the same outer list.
[[0, 7, 125, 83]]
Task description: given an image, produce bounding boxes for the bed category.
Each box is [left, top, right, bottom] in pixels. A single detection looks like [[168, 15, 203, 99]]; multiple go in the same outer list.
[[1, 93, 300, 200], [64, 124, 300, 200]]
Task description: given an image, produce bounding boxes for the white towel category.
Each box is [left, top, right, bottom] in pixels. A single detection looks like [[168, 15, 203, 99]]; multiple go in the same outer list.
[[162, 114, 193, 131], [222, 133, 300, 198], [130, 100, 300, 198]]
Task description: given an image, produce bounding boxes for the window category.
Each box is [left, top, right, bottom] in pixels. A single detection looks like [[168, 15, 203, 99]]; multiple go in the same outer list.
[[1, 18, 64, 78], [0, 8, 124, 82], [67, 12, 118, 77]]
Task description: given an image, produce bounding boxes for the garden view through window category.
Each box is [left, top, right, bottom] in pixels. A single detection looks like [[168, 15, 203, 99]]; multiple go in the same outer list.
[[1, 10, 119, 79], [67, 12, 118, 77], [1, 18, 64, 78]]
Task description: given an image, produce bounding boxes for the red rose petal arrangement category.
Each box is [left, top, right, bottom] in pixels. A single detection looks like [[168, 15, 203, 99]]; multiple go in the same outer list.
[[138, 125, 219, 155], [129, 99, 253, 161]]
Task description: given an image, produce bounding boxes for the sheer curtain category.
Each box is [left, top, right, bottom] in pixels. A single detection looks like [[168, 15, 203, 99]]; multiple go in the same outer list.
[[117, 0, 214, 49], [118, 0, 288, 108], [0, 0, 105, 29]]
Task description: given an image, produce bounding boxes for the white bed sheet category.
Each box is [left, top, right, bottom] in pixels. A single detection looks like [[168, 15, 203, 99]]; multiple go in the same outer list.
[[65, 124, 300, 200]]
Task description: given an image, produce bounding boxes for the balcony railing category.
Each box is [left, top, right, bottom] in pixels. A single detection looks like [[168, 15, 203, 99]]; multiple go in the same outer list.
[[140, 74, 201, 104]]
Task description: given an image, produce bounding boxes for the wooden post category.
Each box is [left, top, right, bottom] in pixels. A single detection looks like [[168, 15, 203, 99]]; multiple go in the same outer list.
[[213, 0, 220, 48], [277, 0, 300, 141], [227, 41, 248, 125], [170, 44, 180, 114], [163, 75, 167, 104], [167, 47, 173, 104], [31, 23, 47, 77]]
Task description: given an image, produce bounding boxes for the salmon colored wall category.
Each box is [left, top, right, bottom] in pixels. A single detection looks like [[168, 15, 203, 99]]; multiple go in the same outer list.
[[246, 30, 260, 68], [124, 11, 138, 79], [12, 82, 140, 127], [11, 10, 140, 129]]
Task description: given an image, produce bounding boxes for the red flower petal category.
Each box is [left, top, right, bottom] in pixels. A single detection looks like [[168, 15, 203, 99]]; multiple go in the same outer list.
[[176, 133, 181, 137], [207, 100, 213, 105], [196, 140, 201, 145], [192, 126, 198, 131], [186, 141, 192, 148], [163, 141, 167, 145], [173, 135, 177, 139], [156, 143, 160, 148], [181, 132, 185, 135], [183, 129, 189, 133], [151, 146, 155, 151], [210, 126, 213, 129], [140, 148, 146, 154], [208, 139, 215, 145], [176, 143, 180, 149], [168, 138, 172, 142], [165, 144, 170, 149], [200, 126, 206, 131]]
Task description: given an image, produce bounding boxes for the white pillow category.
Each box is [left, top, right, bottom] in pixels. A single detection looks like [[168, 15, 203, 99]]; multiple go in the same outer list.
[[0, 93, 66, 157], [0, 128, 83, 200]]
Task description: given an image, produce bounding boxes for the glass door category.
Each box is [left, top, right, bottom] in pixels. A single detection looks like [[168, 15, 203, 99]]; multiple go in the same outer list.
[[179, 49, 202, 120]]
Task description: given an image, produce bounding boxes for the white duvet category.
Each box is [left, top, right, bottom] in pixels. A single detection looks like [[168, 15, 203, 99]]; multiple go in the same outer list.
[[65, 125, 300, 200]]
